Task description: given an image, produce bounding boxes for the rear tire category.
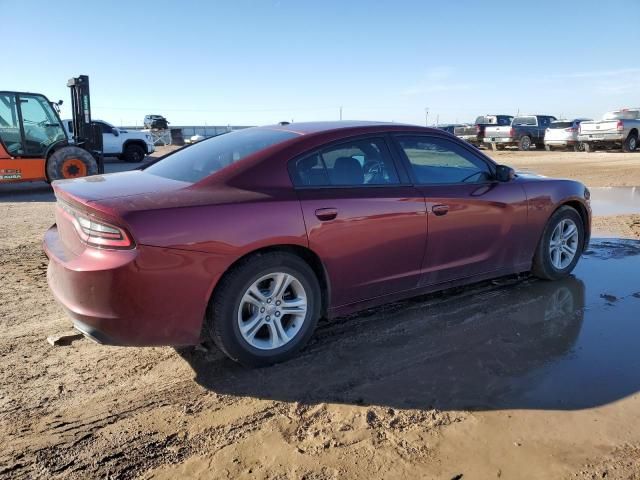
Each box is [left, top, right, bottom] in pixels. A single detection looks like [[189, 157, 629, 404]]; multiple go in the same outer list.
[[583, 142, 595, 153], [573, 143, 585, 152], [622, 132, 638, 153], [206, 252, 321, 367], [518, 136, 532, 151], [532, 206, 584, 280], [122, 143, 146, 163], [46, 146, 98, 181]]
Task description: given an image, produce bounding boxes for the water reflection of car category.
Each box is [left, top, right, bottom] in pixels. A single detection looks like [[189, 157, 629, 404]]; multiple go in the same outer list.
[[44, 121, 592, 367], [180, 276, 586, 409]]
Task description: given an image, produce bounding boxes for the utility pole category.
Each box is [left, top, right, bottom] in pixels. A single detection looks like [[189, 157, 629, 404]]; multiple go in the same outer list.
[[435, 114, 439, 127], [339, 106, 343, 121], [425, 107, 429, 126]]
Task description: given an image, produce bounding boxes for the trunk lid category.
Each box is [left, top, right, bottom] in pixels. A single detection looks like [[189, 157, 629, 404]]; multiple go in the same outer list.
[[580, 120, 619, 134], [485, 126, 512, 139]]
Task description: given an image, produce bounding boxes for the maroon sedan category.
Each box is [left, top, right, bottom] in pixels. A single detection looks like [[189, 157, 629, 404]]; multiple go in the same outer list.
[[44, 121, 591, 366]]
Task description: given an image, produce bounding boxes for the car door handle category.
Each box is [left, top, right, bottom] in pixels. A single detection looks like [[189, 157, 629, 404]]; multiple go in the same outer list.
[[315, 208, 338, 221], [432, 204, 449, 216]]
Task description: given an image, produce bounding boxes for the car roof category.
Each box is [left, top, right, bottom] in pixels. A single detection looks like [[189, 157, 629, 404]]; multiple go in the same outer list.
[[255, 120, 432, 136]]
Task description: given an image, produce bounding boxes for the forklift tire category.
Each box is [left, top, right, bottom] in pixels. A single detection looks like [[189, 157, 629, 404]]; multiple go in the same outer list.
[[122, 143, 146, 163], [46, 146, 98, 182]]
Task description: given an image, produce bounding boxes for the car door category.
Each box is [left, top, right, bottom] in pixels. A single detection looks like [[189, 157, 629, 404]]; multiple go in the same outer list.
[[290, 136, 427, 307], [97, 122, 119, 155], [392, 134, 528, 287]]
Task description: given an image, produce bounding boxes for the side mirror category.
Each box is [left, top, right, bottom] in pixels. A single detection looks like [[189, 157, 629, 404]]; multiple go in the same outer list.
[[112, 128, 119, 137], [495, 164, 515, 182]]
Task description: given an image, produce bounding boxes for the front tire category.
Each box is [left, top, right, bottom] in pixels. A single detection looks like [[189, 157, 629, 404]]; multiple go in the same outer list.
[[206, 252, 321, 367], [122, 143, 146, 163], [532, 206, 584, 280], [46, 146, 98, 181]]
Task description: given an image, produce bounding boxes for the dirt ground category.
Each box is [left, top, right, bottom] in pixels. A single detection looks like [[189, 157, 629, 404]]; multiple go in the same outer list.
[[1, 149, 640, 479]]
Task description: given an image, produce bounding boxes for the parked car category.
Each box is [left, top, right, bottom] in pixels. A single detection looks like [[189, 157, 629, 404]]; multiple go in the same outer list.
[[143, 114, 169, 130], [578, 109, 640, 153], [485, 115, 557, 151], [544, 119, 592, 152], [44, 121, 591, 367], [63, 119, 155, 162], [436, 124, 465, 134], [454, 115, 514, 146]]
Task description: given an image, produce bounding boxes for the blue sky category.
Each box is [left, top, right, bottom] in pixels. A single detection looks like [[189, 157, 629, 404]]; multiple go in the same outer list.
[[3, 0, 639, 126]]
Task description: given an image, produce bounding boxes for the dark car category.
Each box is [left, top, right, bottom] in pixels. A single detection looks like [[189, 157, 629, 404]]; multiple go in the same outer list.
[[143, 114, 169, 130], [44, 121, 591, 367], [485, 115, 557, 151]]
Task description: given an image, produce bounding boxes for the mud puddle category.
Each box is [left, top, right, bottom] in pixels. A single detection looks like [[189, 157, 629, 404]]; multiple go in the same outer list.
[[590, 186, 640, 215], [182, 238, 640, 413]]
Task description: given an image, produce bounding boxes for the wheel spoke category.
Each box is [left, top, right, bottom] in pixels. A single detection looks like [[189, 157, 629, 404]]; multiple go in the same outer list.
[[562, 224, 577, 240], [248, 285, 267, 303], [267, 319, 288, 348], [563, 243, 577, 256], [240, 314, 264, 338], [281, 298, 307, 315], [271, 273, 293, 299]]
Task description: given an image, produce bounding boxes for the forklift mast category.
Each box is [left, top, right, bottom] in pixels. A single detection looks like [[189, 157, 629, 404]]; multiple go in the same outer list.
[[67, 75, 104, 173]]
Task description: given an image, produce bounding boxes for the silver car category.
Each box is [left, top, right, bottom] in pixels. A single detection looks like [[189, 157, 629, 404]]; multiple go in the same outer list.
[[544, 119, 592, 152]]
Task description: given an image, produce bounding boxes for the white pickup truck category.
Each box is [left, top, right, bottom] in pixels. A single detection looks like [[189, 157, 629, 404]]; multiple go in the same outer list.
[[62, 119, 155, 162], [578, 109, 640, 153]]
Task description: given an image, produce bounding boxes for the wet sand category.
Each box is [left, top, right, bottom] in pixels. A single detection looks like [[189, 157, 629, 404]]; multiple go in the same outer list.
[[2, 149, 640, 479]]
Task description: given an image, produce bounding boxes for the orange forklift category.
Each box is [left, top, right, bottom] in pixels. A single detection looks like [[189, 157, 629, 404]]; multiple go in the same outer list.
[[0, 75, 103, 183]]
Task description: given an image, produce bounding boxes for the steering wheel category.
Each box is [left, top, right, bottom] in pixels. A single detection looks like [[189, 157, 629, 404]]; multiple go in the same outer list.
[[363, 159, 385, 183]]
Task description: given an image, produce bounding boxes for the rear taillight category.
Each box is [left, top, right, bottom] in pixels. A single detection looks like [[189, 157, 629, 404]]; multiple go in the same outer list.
[[617, 120, 624, 131], [565, 127, 577, 132], [509, 127, 514, 137], [58, 201, 134, 249], [475, 125, 481, 134]]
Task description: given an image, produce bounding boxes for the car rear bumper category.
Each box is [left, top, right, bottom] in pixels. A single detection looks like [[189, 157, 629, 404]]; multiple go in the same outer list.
[[457, 134, 479, 143], [44, 225, 214, 346], [486, 137, 515, 144], [544, 140, 576, 146], [578, 133, 624, 143]]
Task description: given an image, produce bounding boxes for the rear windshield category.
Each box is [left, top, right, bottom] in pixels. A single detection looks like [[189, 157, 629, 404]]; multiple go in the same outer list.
[[549, 121, 573, 129], [145, 128, 298, 183], [603, 110, 640, 120], [512, 116, 537, 126]]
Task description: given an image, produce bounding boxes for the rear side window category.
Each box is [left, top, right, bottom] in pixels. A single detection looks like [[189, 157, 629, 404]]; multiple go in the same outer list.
[[513, 116, 537, 126], [291, 138, 400, 187], [145, 128, 298, 183], [396, 136, 492, 185], [497, 116, 513, 125]]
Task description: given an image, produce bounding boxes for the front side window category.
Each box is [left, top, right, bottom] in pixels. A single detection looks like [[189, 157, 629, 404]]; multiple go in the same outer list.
[[97, 122, 113, 134], [19, 94, 66, 155], [291, 137, 400, 187], [145, 127, 298, 183], [0, 93, 22, 155], [396, 136, 492, 185]]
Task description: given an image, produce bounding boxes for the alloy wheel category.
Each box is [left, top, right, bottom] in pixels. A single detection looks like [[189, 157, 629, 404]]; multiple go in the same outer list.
[[237, 272, 307, 350], [549, 219, 579, 269]]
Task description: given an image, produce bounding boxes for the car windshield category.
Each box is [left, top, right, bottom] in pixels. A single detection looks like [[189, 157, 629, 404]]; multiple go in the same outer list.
[[603, 110, 640, 120], [144, 127, 298, 183], [549, 121, 573, 129]]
